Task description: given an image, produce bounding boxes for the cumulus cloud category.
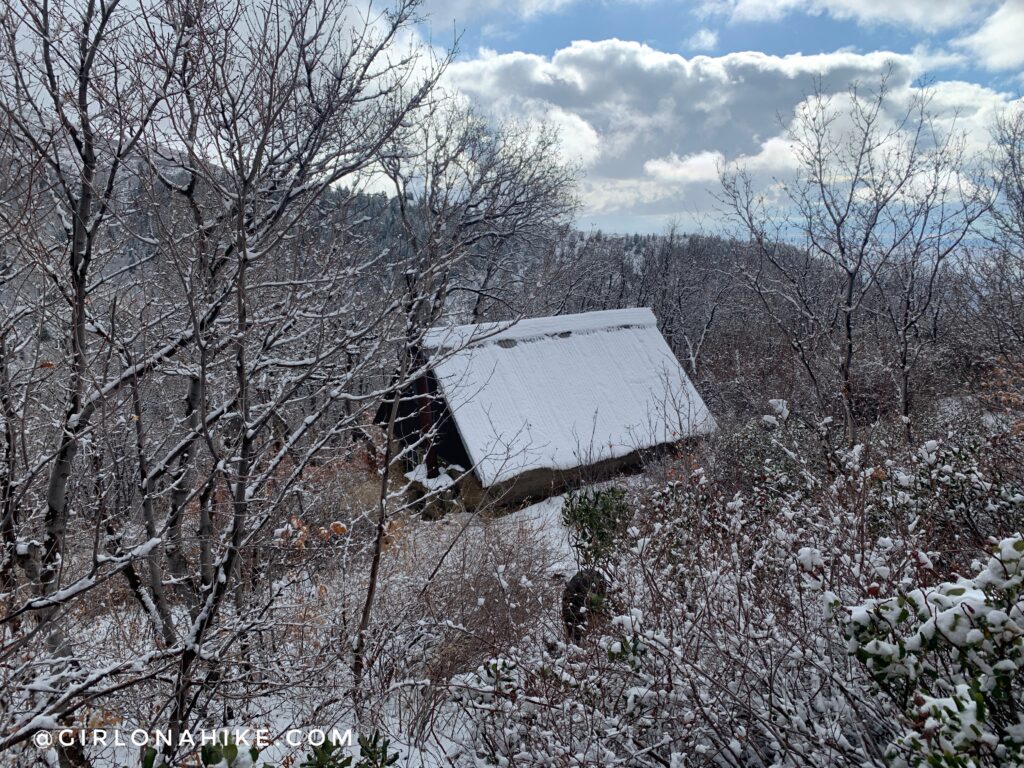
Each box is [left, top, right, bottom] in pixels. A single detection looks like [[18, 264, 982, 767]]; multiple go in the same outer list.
[[532, 105, 603, 167], [956, 1, 1024, 71], [644, 136, 800, 183], [684, 28, 719, 52], [445, 40, 1020, 229], [645, 150, 722, 183]]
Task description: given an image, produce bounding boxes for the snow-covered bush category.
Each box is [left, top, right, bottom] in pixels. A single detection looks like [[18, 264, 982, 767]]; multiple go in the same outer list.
[[436, 432, 1024, 767], [876, 436, 1024, 558], [562, 487, 631, 566], [297, 732, 399, 768], [842, 535, 1024, 767], [443, 470, 897, 764]]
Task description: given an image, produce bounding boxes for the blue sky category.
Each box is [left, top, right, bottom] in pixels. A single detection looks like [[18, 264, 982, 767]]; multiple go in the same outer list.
[[418, 0, 1024, 233]]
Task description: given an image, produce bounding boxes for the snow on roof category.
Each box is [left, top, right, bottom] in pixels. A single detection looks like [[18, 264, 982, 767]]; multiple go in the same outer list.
[[425, 308, 716, 487], [423, 307, 656, 351]]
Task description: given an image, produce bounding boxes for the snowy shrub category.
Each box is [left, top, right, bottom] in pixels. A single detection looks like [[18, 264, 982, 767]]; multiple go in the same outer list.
[[842, 535, 1024, 767], [874, 435, 1024, 563], [145, 734, 263, 768], [298, 732, 399, 768], [199, 739, 262, 768], [437, 432, 1024, 767], [562, 487, 631, 566], [353, 512, 565, 740], [708, 403, 832, 494], [443, 468, 901, 766]]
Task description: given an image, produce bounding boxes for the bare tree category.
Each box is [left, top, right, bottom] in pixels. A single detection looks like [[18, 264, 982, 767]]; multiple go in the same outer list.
[[964, 108, 1024, 383], [352, 97, 576, 702], [872, 126, 987, 442], [0, 0, 582, 761], [0, 0, 451, 759], [721, 76, 981, 445]]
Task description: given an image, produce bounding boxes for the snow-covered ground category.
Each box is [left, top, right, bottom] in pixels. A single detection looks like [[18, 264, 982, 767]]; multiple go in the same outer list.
[[490, 495, 576, 578]]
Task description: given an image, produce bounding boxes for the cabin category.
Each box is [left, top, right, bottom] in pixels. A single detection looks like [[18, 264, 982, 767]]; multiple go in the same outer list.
[[375, 307, 716, 509]]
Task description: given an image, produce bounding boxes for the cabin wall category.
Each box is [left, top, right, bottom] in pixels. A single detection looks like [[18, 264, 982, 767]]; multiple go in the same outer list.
[[377, 371, 471, 474], [462, 447, 659, 511]]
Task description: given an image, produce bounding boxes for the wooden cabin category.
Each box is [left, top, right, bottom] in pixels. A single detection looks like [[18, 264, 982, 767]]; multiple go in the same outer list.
[[375, 308, 716, 509]]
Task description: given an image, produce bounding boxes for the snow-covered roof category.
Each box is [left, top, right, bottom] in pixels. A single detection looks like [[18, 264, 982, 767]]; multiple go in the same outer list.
[[424, 308, 716, 487]]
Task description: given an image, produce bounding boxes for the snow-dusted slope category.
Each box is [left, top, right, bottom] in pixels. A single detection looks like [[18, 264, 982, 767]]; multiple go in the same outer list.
[[424, 308, 716, 487]]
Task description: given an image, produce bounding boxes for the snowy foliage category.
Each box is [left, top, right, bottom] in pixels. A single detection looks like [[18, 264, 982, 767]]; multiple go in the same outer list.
[[433, 430, 1024, 767], [1, 0, 1023, 761], [843, 535, 1024, 767]]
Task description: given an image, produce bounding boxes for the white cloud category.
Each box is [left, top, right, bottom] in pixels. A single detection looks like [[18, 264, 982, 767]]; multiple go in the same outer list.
[[684, 28, 719, 52], [645, 150, 722, 183], [427, 0, 576, 22], [703, 0, 990, 32], [645, 136, 800, 183], [956, 1, 1024, 70], [737, 136, 802, 172], [532, 104, 603, 167], [445, 39, 1018, 231]]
